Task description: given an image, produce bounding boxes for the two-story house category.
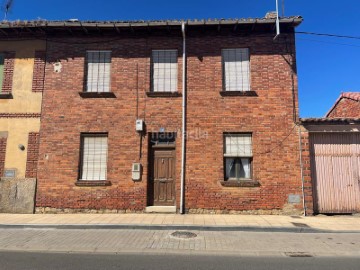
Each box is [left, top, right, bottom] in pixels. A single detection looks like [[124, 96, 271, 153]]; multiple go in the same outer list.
[[0, 14, 304, 214]]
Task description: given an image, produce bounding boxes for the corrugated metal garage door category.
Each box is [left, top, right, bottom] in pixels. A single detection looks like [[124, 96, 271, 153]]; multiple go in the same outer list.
[[310, 133, 360, 213]]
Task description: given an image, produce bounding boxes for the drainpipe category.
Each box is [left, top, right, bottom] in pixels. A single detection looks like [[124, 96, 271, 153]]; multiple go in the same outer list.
[[298, 123, 307, 216], [180, 21, 186, 214]]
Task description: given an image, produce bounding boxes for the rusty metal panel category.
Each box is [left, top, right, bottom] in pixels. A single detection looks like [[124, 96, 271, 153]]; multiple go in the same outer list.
[[310, 133, 360, 213]]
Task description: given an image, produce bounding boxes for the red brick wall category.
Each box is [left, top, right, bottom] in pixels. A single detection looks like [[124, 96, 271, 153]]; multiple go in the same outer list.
[[25, 132, 40, 178], [1, 52, 15, 94], [32, 51, 46, 92], [184, 33, 302, 212], [300, 130, 314, 215], [36, 31, 303, 213], [0, 137, 6, 177], [327, 98, 360, 118]]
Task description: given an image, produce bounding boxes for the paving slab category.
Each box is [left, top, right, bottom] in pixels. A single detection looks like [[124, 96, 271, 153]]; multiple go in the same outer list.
[[0, 213, 360, 233]]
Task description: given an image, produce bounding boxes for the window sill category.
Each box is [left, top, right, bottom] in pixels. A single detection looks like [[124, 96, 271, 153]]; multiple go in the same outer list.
[[220, 180, 260, 187], [75, 180, 112, 187], [146, 92, 181, 98], [220, 91, 257, 97], [79, 92, 116, 98], [0, 93, 13, 99]]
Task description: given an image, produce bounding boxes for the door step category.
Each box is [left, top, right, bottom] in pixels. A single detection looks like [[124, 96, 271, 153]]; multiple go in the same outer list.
[[145, 206, 176, 213]]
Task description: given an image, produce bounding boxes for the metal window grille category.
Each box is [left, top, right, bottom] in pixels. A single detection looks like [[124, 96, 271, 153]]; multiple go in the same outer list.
[[86, 51, 111, 93], [224, 134, 252, 180], [81, 135, 108, 181], [222, 48, 250, 91], [151, 50, 178, 92]]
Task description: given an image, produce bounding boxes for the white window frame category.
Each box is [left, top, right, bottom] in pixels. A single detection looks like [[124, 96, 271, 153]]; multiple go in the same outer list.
[[224, 133, 253, 180], [151, 50, 178, 92], [222, 48, 251, 92], [86, 50, 111, 93], [80, 134, 108, 181]]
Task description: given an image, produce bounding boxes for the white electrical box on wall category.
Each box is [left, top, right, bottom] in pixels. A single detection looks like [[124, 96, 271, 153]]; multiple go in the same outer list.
[[132, 163, 142, 181], [136, 119, 144, 132]]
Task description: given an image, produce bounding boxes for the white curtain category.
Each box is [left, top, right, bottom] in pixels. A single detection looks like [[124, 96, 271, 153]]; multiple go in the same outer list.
[[87, 51, 111, 92], [82, 136, 108, 180], [152, 50, 178, 92], [241, 158, 251, 179], [222, 48, 250, 91]]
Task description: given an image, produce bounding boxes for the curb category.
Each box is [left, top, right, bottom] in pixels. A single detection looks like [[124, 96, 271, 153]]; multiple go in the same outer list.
[[0, 224, 359, 233]]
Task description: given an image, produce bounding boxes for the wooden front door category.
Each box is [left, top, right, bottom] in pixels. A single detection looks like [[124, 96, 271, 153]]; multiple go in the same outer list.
[[151, 149, 176, 206]]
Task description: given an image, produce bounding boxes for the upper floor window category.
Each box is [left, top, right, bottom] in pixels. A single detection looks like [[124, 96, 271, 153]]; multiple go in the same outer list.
[[151, 50, 178, 92], [222, 48, 250, 92], [224, 133, 253, 180], [86, 51, 111, 93], [0, 54, 4, 91]]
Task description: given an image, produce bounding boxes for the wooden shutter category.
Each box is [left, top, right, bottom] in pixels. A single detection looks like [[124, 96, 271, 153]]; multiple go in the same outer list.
[[222, 48, 250, 91], [152, 50, 178, 92], [81, 136, 108, 180], [86, 51, 111, 93], [225, 134, 252, 157]]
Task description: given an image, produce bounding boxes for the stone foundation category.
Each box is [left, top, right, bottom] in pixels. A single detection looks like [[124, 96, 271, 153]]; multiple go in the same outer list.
[[187, 206, 304, 216], [35, 207, 145, 214], [36, 204, 303, 216]]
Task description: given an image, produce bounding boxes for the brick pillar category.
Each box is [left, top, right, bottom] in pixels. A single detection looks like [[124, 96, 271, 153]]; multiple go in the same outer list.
[[25, 132, 40, 178], [300, 128, 314, 215], [1, 51, 15, 94], [32, 51, 46, 92], [0, 135, 7, 177]]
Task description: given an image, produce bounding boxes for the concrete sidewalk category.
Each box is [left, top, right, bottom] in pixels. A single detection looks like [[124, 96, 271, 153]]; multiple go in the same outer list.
[[0, 213, 360, 233]]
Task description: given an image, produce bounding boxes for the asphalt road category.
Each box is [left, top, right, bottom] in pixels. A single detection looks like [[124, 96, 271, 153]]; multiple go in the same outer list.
[[0, 252, 359, 270]]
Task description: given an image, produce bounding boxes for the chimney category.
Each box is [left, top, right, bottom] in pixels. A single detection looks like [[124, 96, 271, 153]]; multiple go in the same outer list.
[[265, 11, 277, 19]]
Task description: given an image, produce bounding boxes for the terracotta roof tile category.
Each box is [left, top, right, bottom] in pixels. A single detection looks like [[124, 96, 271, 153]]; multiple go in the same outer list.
[[341, 92, 360, 101]]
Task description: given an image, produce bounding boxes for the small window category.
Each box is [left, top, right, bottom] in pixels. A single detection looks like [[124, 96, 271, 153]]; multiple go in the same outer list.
[[151, 50, 178, 92], [224, 133, 252, 180], [222, 48, 250, 92], [80, 134, 108, 181], [0, 54, 4, 92], [86, 51, 111, 93]]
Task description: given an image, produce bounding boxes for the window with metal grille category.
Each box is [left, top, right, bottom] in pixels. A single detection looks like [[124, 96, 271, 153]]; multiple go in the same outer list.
[[222, 48, 250, 92], [151, 50, 178, 92], [224, 133, 253, 180], [86, 51, 111, 93], [80, 134, 108, 181]]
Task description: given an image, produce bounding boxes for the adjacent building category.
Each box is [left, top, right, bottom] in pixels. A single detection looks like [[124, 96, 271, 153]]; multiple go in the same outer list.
[[0, 38, 45, 213], [301, 92, 360, 214]]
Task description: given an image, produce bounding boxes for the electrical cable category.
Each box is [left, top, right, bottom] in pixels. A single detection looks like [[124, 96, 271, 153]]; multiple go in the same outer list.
[[296, 31, 360, 40]]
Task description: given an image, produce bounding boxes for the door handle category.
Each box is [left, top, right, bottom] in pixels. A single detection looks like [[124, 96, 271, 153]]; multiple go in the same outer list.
[[159, 179, 167, 183]]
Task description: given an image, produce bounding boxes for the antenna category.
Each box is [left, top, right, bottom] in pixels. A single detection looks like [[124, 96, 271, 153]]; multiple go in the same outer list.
[[3, 0, 13, 21], [274, 0, 280, 40]]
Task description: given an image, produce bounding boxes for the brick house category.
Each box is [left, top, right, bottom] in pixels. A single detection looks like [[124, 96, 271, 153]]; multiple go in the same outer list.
[[326, 92, 360, 118], [0, 14, 305, 214], [301, 93, 360, 214]]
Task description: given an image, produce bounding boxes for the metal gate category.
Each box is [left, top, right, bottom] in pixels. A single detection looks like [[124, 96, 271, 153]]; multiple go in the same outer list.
[[310, 133, 360, 213]]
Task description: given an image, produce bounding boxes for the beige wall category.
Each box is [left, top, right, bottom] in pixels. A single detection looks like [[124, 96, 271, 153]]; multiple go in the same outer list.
[[0, 40, 45, 177], [0, 40, 45, 113], [0, 118, 40, 178]]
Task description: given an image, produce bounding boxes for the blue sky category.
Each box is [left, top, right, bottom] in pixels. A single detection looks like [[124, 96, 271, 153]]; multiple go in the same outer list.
[[5, 0, 360, 117]]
